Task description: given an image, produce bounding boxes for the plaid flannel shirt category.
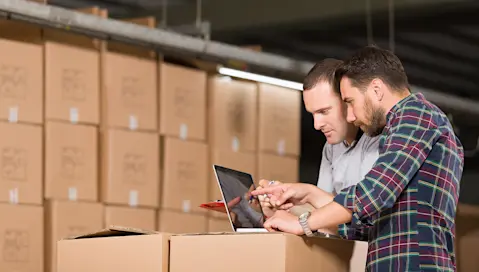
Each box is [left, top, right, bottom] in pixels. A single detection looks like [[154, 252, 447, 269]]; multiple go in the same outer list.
[[334, 93, 464, 272]]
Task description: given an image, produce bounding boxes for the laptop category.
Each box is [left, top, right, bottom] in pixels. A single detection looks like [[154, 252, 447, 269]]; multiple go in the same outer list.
[[212, 165, 268, 233]]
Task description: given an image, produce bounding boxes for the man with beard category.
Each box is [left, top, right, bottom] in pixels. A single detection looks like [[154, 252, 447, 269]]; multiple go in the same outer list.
[[252, 45, 464, 271]]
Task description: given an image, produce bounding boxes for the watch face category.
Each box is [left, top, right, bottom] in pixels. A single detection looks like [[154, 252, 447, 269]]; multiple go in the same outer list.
[[300, 212, 309, 221]]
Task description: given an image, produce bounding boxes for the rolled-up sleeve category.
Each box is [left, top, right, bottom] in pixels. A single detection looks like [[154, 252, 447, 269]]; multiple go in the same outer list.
[[317, 144, 334, 193], [334, 101, 441, 226]]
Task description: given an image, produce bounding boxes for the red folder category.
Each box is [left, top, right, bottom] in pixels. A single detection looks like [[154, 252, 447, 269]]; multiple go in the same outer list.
[[199, 201, 226, 213]]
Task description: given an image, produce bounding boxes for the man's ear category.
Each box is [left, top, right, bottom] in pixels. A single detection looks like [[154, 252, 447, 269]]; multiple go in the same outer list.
[[370, 78, 384, 101]]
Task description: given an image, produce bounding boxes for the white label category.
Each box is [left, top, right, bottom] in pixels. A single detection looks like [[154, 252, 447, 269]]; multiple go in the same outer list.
[[179, 123, 188, 140], [9, 188, 18, 204], [129, 190, 139, 207], [8, 107, 18, 123], [232, 136, 240, 152], [129, 115, 138, 130], [277, 139, 286, 156], [182, 200, 191, 213], [69, 108, 79, 124], [68, 187, 78, 201]]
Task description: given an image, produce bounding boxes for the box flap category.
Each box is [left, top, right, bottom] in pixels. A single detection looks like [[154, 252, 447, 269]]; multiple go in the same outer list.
[[63, 225, 160, 240]]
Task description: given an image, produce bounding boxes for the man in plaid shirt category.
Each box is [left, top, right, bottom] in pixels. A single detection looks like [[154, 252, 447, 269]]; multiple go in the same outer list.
[[252, 45, 464, 271]]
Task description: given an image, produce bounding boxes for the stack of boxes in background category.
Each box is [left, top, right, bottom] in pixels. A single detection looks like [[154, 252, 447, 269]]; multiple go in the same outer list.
[[0, 2, 302, 271]]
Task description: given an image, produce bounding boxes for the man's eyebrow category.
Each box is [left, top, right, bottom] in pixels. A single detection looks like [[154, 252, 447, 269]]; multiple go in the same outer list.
[[314, 106, 332, 113]]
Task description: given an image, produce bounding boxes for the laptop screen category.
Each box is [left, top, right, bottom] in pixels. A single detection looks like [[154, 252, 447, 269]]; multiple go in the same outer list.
[[213, 165, 265, 230]]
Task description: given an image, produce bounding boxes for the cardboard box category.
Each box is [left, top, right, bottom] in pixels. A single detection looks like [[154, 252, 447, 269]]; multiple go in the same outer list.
[[258, 153, 299, 183], [102, 52, 157, 131], [258, 83, 301, 156], [0, 38, 43, 124], [207, 217, 232, 232], [159, 62, 207, 141], [44, 41, 100, 124], [0, 122, 42, 205], [105, 205, 156, 231], [57, 227, 170, 272], [45, 121, 98, 201], [45, 200, 103, 272], [170, 233, 367, 272], [101, 129, 160, 208], [456, 204, 479, 272], [158, 210, 207, 234], [161, 137, 208, 213], [0, 203, 43, 272], [208, 76, 258, 152], [0, 0, 44, 43]]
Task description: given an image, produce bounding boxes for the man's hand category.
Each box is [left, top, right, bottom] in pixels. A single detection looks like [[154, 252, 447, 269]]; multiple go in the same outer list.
[[263, 210, 303, 235], [256, 180, 282, 217], [252, 182, 320, 210]]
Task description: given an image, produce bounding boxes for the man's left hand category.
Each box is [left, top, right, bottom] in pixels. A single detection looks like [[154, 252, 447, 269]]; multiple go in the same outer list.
[[263, 210, 303, 235]]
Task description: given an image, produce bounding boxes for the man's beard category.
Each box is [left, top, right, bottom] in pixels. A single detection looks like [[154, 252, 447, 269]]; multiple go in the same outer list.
[[356, 96, 386, 137]]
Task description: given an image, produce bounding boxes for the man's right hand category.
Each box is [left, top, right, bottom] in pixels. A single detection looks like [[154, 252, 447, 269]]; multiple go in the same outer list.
[[253, 181, 317, 210]]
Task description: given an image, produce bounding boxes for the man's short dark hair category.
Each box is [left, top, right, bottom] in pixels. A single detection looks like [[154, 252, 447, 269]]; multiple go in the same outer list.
[[303, 58, 343, 91], [334, 45, 410, 92]]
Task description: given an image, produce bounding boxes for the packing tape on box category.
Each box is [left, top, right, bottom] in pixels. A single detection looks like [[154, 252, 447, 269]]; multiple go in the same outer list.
[[232, 136, 240, 152], [68, 187, 78, 201], [129, 115, 139, 130], [277, 139, 286, 156], [9, 188, 19, 204], [179, 123, 188, 140], [129, 190, 139, 207], [69, 107, 79, 124], [8, 106, 18, 123], [182, 200, 191, 213]]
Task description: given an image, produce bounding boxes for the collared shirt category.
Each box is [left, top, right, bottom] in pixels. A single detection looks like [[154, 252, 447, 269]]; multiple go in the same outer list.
[[317, 131, 380, 195], [334, 93, 464, 272], [317, 131, 380, 241]]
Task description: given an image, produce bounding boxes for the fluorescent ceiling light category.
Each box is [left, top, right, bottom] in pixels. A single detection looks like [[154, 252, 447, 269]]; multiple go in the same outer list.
[[218, 67, 303, 91]]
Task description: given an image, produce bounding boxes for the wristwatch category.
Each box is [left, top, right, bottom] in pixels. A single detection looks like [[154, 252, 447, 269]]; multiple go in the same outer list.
[[299, 211, 314, 237]]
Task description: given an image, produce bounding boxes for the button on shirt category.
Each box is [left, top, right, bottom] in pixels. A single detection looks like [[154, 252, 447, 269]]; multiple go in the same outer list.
[[334, 93, 464, 272]]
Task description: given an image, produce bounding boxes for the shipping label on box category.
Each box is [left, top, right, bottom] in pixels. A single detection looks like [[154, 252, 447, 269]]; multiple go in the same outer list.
[[258, 83, 301, 156], [101, 129, 160, 208], [0, 203, 43, 272], [45, 121, 98, 201], [162, 137, 208, 213], [0, 122, 42, 205], [45, 42, 100, 124], [159, 62, 207, 141], [102, 52, 157, 131], [45, 200, 103, 272], [0, 39, 43, 124], [208, 76, 258, 153]]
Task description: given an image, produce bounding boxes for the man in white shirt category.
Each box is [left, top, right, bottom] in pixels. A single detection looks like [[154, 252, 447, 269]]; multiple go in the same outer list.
[[259, 59, 379, 239]]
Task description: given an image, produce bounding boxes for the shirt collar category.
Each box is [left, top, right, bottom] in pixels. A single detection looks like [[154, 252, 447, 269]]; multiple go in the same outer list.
[[343, 129, 364, 148], [386, 92, 424, 125]]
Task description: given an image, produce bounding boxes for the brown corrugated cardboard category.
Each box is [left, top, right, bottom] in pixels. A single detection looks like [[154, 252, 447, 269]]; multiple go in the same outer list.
[[161, 137, 208, 213], [0, 0, 44, 43], [170, 233, 367, 272], [57, 226, 170, 272], [159, 62, 207, 141], [258, 153, 299, 183], [208, 76, 258, 153], [158, 210, 207, 234], [104, 205, 156, 231], [101, 129, 160, 208], [207, 217, 232, 232], [0, 122, 42, 205], [102, 52, 157, 131], [0, 203, 43, 272], [456, 204, 479, 272], [45, 121, 98, 202], [258, 83, 301, 156], [45, 200, 103, 272], [0, 38, 43, 124]]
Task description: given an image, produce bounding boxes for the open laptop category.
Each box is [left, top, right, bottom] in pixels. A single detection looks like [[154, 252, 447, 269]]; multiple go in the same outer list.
[[213, 165, 268, 233]]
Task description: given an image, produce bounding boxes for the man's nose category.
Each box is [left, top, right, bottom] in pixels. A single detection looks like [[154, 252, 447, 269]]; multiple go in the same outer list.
[[346, 107, 356, 123], [314, 115, 325, 130]]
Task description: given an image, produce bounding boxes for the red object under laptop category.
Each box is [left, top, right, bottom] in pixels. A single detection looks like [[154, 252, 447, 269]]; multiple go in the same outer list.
[[199, 201, 226, 213]]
